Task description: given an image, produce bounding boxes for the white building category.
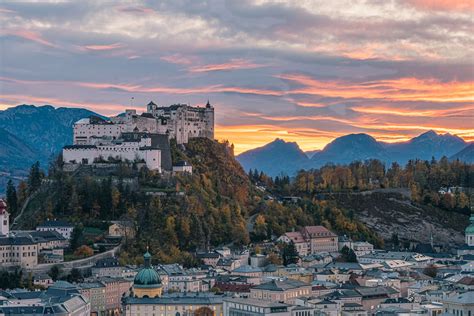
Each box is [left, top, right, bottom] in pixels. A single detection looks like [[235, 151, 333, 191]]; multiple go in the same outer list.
[[352, 242, 374, 257], [0, 199, 9, 236], [63, 134, 162, 171], [147, 101, 214, 144], [36, 220, 74, 240], [73, 111, 159, 145], [172, 161, 193, 174], [441, 291, 474, 316]]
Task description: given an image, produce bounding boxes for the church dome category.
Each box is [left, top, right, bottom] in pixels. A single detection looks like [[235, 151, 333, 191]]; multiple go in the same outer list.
[[466, 215, 474, 234], [133, 251, 161, 288]]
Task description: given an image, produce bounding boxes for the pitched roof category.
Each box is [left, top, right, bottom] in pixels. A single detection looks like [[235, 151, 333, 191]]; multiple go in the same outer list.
[[253, 279, 310, 291], [284, 231, 306, 243], [303, 226, 336, 237], [38, 220, 73, 228]]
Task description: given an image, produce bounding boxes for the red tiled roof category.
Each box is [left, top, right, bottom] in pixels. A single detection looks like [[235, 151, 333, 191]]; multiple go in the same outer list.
[[285, 232, 305, 242], [458, 276, 474, 286], [215, 282, 252, 292], [0, 199, 7, 215], [303, 226, 336, 237]]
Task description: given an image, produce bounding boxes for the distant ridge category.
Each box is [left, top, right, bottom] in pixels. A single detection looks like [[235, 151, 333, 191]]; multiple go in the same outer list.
[[236, 138, 309, 177], [450, 143, 474, 163], [237, 131, 470, 176], [0, 105, 102, 191]]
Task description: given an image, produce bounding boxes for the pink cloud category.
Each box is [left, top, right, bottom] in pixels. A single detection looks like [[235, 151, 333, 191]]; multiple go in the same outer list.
[[188, 59, 268, 73], [81, 43, 124, 51], [115, 5, 155, 15], [0, 8, 15, 14], [160, 54, 197, 66], [2, 29, 56, 48]]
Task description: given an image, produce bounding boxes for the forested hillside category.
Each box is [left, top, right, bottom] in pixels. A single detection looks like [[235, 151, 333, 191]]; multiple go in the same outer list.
[[250, 157, 473, 247], [6, 138, 383, 266]]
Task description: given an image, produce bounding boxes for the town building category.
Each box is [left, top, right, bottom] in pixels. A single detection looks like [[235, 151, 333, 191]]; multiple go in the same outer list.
[[123, 292, 224, 316], [0, 281, 90, 316], [0, 235, 38, 268], [278, 226, 338, 256], [441, 291, 474, 316], [92, 257, 123, 278], [78, 281, 107, 316], [223, 297, 291, 316], [250, 279, 312, 304], [173, 160, 193, 174], [36, 219, 74, 240]]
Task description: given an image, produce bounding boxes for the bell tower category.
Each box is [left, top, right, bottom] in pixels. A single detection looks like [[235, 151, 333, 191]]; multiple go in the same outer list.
[[0, 199, 10, 236]]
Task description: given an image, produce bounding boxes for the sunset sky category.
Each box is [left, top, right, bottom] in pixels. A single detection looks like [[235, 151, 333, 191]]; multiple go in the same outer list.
[[0, 0, 473, 154]]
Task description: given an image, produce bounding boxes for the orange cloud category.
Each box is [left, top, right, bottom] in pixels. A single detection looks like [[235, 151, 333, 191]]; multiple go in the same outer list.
[[215, 124, 338, 154], [404, 0, 474, 12], [278, 74, 474, 103], [76, 81, 284, 96], [188, 59, 267, 73], [3, 30, 56, 48], [352, 104, 474, 117], [81, 43, 124, 51]]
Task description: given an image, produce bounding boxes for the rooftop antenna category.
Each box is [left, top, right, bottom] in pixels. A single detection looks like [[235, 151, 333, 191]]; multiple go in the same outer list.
[[130, 97, 135, 108]]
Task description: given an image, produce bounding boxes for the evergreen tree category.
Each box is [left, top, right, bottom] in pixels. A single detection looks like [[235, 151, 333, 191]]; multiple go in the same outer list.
[[282, 241, 299, 265], [340, 246, 357, 262], [6, 179, 18, 215], [48, 265, 62, 281], [27, 161, 43, 193]]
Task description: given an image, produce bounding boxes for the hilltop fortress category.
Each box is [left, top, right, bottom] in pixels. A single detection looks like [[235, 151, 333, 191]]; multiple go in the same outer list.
[[63, 101, 214, 172]]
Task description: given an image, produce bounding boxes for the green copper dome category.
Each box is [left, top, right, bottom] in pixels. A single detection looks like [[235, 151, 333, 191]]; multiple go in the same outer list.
[[465, 215, 474, 234], [466, 215, 474, 235], [133, 251, 161, 288]]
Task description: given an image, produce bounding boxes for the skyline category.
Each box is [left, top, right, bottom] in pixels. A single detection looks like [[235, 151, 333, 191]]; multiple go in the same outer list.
[[1, 1, 473, 154]]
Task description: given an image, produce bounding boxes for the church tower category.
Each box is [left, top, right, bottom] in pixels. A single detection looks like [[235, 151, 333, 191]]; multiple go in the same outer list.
[[0, 199, 10, 236], [466, 214, 474, 247], [132, 250, 163, 298]]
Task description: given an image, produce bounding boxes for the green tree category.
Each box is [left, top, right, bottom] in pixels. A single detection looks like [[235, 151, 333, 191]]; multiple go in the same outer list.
[[281, 241, 299, 266], [340, 246, 357, 262], [48, 265, 62, 281], [6, 179, 18, 215], [70, 225, 84, 251], [28, 161, 43, 193], [67, 268, 83, 283]]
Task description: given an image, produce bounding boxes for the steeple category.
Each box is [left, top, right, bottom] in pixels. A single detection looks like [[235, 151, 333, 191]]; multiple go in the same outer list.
[[0, 199, 9, 236], [206, 99, 211, 108], [144, 246, 151, 267]]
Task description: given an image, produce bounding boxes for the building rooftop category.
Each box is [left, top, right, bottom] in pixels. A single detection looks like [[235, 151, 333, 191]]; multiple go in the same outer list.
[[223, 297, 289, 308], [37, 220, 73, 228], [124, 293, 224, 305], [253, 279, 310, 291]]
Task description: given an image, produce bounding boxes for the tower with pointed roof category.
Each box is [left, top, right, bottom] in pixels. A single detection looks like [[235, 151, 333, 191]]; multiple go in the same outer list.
[[132, 250, 162, 298], [466, 213, 474, 247], [0, 199, 9, 236]]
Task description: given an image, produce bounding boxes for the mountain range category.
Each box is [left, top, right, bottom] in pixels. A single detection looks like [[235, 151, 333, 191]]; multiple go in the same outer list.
[[0, 105, 472, 186], [237, 131, 472, 177], [0, 105, 100, 181]]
